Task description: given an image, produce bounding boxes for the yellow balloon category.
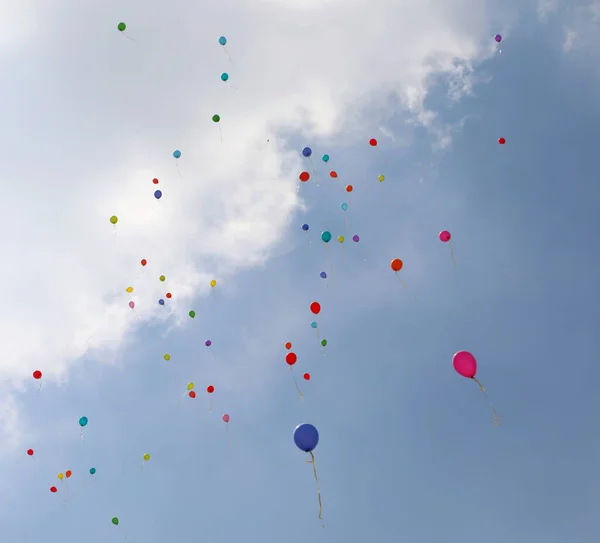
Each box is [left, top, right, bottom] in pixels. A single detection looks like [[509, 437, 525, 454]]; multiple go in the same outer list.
[[159, 275, 166, 282], [143, 453, 151, 461], [210, 279, 217, 288], [164, 354, 171, 361], [57, 473, 64, 480], [337, 235, 345, 243], [110, 215, 118, 224], [126, 286, 133, 293], [378, 174, 385, 182], [187, 382, 194, 391]]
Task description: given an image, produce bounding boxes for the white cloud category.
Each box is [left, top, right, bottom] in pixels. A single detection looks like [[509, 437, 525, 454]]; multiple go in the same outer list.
[[563, 29, 577, 51], [0, 0, 507, 450], [537, 0, 559, 21]]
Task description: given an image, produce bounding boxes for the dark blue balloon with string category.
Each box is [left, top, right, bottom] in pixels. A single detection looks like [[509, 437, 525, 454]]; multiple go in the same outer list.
[[302, 224, 309, 231], [154, 190, 162, 200], [320, 272, 327, 279], [158, 299, 165, 306], [302, 147, 312, 157], [294, 423, 319, 452]]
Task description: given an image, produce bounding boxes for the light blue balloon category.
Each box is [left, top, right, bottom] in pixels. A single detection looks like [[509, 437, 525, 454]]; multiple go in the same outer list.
[[321, 231, 332, 243], [221, 72, 229, 81], [173, 150, 181, 159], [310, 321, 318, 329], [219, 36, 227, 46], [322, 154, 329, 162], [341, 202, 348, 211], [89, 468, 96, 475], [79, 416, 88, 427]]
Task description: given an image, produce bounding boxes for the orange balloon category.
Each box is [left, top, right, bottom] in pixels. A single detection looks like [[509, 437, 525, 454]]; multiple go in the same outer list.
[[329, 171, 338, 178], [345, 185, 353, 192], [65, 470, 72, 478], [390, 258, 403, 272], [285, 342, 292, 350]]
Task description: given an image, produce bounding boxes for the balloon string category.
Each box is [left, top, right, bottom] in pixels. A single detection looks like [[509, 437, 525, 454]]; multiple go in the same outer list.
[[218, 124, 223, 144], [124, 34, 140, 45], [290, 367, 303, 399], [37, 381, 42, 394], [223, 46, 234, 64], [449, 242, 456, 267], [315, 327, 320, 340], [226, 423, 230, 450], [209, 398, 213, 412], [176, 163, 183, 178], [307, 452, 323, 521], [395, 272, 407, 288], [471, 377, 501, 426], [325, 244, 336, 282]]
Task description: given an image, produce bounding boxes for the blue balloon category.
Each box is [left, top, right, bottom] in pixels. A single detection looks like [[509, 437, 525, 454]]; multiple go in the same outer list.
[[173, 150, 181, 159], [341, 202, 348, 211], [320, 271, 327, 279], [221, 72, 229, 81], [302, 223, 309, 231], [89, 468, 96, 475], [302, 147, 312, 157], [322, 154, 329, 162], [310, 321, 318, 329], [158, 299, 165, 306], [294, 423, 319, 453], [154, 190, 162, 199], [321, 231, 332, 243], [79, 416, 88, 427], [219, 36, 227, 46]]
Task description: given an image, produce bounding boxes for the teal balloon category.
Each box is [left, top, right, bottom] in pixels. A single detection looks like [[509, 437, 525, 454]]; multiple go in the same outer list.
[[221, 72, 229, 81], [310, 321, 318, 329], [219, 36, 227, 45], [89, 468, 96, 475], [321, 231, 332, 243], [79, 416, 88, 427], [322, 154, 329, 162], [341, 202, 348, 211]]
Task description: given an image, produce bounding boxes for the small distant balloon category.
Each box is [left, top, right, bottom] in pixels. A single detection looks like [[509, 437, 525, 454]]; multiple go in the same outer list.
[[140, 259, 147, 266], [205, 340, 212, 347], [352, 235, 360, 242], [221, 72, 229, 81], [494, 34, 502, 42], [293, 423, 319, 452], [117, 22, 126, 32], [112, 517, 119, 526], [310, 321, 318, 329], [128, 301, 135, 309], [33, 370, 42, 379], [322, 154, 329, 162], [187, 382, 194, 391], [303, 373, 311, 380], [218, 36, 227, 45], [285, 342, 292, 350], [27, 449, 34, 456], [302, 147, 312, 157], [390, 259, 403, 272], [498, 137, 506, 144], [212, 114, 220, 123], [65, 470, 72, 478], [378, 174, 385, 182], [439, 230, 451, 242], [189, 310, 196, 318], [369, 138, 378, 146], [154, 190, 162, 200], [166, 293, 172, 299], [173, 150, 181, 159], [79, 416, 88, 427], [207, 385, 215, 394], [321, 339, 327, 347], [210, 279, 217, 288], [345, 185, 353, 192], [286, 352, 297, 366], [337, 235, 344, 243], [109, 215, 118, 225], [302, 223, 309, 231], [50, 486, 57, 493], [152, 178, 159, 184], [189, 391, 196, 398], [321, 231, 332, 243], [452, 351, 477, 378], [320, 271, 327, 279], [126, 286, 133, 293], [329, 171, 338, 178], [341, 202, 348, 211], [164, 354, 171, 361], [89, 468, 96, 475], [310, 302, 321, 315], [222, 413, 230, 423], [299, 171, 310, 182], [143, 453, 151, 461], [159, 275, 166, 282], [158, 299, 165, 306]]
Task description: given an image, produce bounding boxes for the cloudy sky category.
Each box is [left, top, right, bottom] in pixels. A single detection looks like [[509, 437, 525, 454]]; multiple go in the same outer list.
[[1, 0, 600, 541]]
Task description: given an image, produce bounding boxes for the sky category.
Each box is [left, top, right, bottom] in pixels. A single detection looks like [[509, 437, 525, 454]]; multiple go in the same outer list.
[[1, 0, 600, 541]]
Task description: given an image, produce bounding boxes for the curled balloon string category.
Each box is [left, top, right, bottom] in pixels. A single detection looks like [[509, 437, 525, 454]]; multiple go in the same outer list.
[[289, 366, 304, 400], [305, 452, 323, 521], [471, 377, 502, 426]]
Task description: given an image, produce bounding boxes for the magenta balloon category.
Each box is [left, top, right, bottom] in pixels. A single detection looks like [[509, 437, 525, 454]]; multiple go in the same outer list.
[[439, 230, 451, 242], [453, 351, 477, 378], [128, 301, 135, 309], [222, 413, 230, 423]]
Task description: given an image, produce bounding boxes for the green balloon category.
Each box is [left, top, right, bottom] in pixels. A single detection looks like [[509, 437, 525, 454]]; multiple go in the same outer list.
[[321, 339, 327, 347], [117, 22, 126, 32], [189, 310, 196, 318], [212, 114, 220, 123], [112, 517, 119, 526]]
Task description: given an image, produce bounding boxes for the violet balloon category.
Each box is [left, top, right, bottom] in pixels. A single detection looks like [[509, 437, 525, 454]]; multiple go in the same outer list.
[[205, 340, 212, 347], [494, 34, 502, 42], [453, 351, 477, 378], [352, 235, 359, 242], [439, 230, 451, 243]]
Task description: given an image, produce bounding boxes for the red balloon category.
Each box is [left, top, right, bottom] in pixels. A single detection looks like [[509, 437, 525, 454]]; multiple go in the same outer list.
[[299, 171, 310, 182], [50, 486, 57, 493], [369, 138, 377, 146], [303, 373, 310, 380], [166, 292, 172, 299], [189, 391, 196, 398], [329, 171, 338, 178], [33, 370, 42, 380], [285, 352, 297, 366], [141, 259, 147, 266], [152, 178, 159, 184], [207, 385, 215, 394], [284, 342, 292, 350], [498, 137, 506, 144], [27, 449, 34, 456], [390, 258, 403, 272], [310, 301, 321, 315], [345, 185, 353, 192], [65, 470, 72, 478]]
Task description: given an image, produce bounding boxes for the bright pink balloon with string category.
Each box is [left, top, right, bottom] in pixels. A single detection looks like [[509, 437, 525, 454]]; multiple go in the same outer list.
[[453, 351, 477, 378], [222, 414, 230, 423], [439, 230, 451, 243], [129, 301, 135, 309]]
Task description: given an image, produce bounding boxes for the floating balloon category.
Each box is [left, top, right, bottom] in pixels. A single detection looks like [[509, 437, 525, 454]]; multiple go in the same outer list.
[[189, 310, 196, 318], [293, 423, 323, 519], [494, 34, 502, 42], [154, 190, 162, 200], [164, 354, 171, 361], [89, 468, 96, 475], [109, 215, 118, 225], [303, 373, 310, 380], [65, 470, 72, 478], [58, 473, 64, 480], [310, 302, 321, 315], [143, 453, 151, 461], [126, 286, 133, 293], [369, 138, 377, 146], [218, 36, 227, 45], [352, 235, 360, 242], [128, 301, 135, 309], [159, 275, 166, 282], [345, 185, 353, 192], [286, 352, 297, 365], [302, 147, 312, 157], [302, 224, 309, 231], [341, 203, 348, 211], [320, 339, 327, 347], [299, 171, 310, 182], [498, 137, 506, 144], [285, 342, 292, 350], [310, 321, 318, 329], [158, 299, 165, 306], [390, 258, 403, 272], [210, 279, 217, 288], [27, 449, 34, 456], [329, 171, 338, 178], [205, 340, 212, 347], [152, 178, 159, 184], [321, 231, 332, 243], [33, 370, 42, 380], [320, 272, 327, 279], [112, 517, 119, 526], [222, 413, 230, 423], [164, 293, 171, 299], [378, 174, 385, 182], [322, 154, 329, 162], [187, 382, 194, 391], [50, 486, 57, 493], [79, 416, 88, 427], [207, 385, 215, 393], [221, 72, 229, 81], [140, 259, 147, 266], [117, 22, 126, 32], [439, 230, 451, 242], [212, 114, 220, 123], [173, 150, 181, 159], [189, 391, 196, 398], [337, 235, 344, 243]]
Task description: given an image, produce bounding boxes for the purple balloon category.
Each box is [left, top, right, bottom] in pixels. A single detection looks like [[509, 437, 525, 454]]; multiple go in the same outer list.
[[352, 235, 359, 242], [494, 34, 502, 42], [205, 340, 212, 347]]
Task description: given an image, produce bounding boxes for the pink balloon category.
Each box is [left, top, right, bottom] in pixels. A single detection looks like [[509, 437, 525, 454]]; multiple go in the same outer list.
[[439, 230, 451, 243], [453, 351, 477, 378], [128, 301, 135, 309], [222, 414, 230, 423]]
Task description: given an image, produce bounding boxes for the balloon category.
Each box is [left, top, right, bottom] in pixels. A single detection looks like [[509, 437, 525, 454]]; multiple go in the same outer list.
[[164, 354, 171, 361], [494, 34, 502, 42], [27, 449, 34, 456], [189, 310, 196, 318], [341, 203, 348, 211], [337, 235, 344, 243], [221, 72, 229, 81], [65, 470, 72, 478], [173, 150, 181, 159], [303, 373, 310, 380], [322, 154, 329, 162], [321, 339, 327, 347], [128, 301, 135, 309], [117, 22, 126, 31], [320, 271, 327, 279], [189, 391, 196, 398], [112, 517, 119, 526], [33, 370, 42, 379], [329, 171, 338, 178], [498, 137, 506, 144], [126, 286, 133, 293], [452, 351, 477, 378], [141, 259, 147, 266], [321, 231, 332, 243], [159, 275, 166, 282], [310, 321, 317, 329], [58, 473, 64, 480], [212, 114, 220, 123], [187, 382, 194, 391], [439, 230, 451, 242], [207, 385, 215, 393], [286, 352, 297, 365], [158, 299, 165, 305], [293, 423, 319, 452], [154, 190, 162, 199], [310, 302, 321, 314], [285, 342, 292, 349], [302, 223, 309, 231], [205, 340, 212, 347], [143, 453, 151, 461], [299, 171, 310, 182], [109, 215, 118, 224], [89, 468, 96, 475], [50, 486, 57, 493], [152, 178, 159, 184], [165, 293, 172, 299], [79, 416, 88, 427], [210, 279, 217, 287], [345, 184, 353, 192], [390, 258, 403, 272], [218, 36, 227, 45], [369, 138, 377, 146], [222, 413, 230, 423], [352, 235, 359, 242], [302, 147, 312, 157]]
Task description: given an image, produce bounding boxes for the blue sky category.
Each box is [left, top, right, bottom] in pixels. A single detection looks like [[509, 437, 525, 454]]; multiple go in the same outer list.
[[1, 1, 600, 542]]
